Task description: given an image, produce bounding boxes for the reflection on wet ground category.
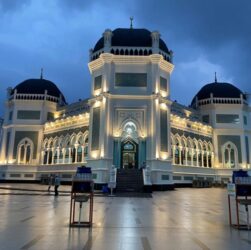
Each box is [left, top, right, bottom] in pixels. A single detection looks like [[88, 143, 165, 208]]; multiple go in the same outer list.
[[0, 184, 251, 250]]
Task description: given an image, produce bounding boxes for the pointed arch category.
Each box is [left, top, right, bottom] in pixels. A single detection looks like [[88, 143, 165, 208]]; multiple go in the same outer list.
[[222, 141, 238, 168], [70, 134, 77, 146], [17, 137, 34, 164]]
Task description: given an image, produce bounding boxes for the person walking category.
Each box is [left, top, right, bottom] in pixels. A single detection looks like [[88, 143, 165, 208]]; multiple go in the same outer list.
[[54, 174, 61, 196]]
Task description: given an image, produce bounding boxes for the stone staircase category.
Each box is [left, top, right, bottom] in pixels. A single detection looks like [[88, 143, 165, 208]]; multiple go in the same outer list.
[[116, 169, 144, 192]]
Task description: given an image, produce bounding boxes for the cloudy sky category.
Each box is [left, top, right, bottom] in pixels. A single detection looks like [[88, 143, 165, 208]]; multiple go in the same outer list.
[[0, 0, 251, 116]]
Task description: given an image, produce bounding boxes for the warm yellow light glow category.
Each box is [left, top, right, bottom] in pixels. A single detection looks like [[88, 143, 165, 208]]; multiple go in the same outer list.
[[92, 151, 98, 159], [156, 150, 159, 159], [102, 96, 106, 104], [114, 131, 120, 137], [100, 150, 104, 158], [55, 114, 60, 119], [160, 90, 167, 98], [94, 100, 101, 107], [160, 103, 167, 110], [94, 89, 101, 96], [155, 98, 159, 107], [161, 152, 168, 160], [103, 80, 107, 92]]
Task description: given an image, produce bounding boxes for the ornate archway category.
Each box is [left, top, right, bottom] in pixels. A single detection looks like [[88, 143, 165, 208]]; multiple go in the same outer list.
[[113, 120, 145, 169], [121, 139, 138, 169]]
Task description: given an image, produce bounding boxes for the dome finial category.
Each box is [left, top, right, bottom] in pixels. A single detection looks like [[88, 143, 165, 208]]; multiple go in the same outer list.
[[214, 72, 217, 83], [40, 68, 43, 79], [130, 16, 134, 29]]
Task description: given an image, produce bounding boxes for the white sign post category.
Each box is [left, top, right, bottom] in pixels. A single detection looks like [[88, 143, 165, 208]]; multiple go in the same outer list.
[[108, 182, 116, 196]]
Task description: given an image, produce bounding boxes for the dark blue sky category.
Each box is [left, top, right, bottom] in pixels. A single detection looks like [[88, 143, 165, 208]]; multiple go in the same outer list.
[[1, 0, 251, 116]]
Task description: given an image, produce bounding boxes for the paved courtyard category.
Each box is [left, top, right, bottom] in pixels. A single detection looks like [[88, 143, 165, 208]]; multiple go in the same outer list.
[[0, 184, 251, 250]]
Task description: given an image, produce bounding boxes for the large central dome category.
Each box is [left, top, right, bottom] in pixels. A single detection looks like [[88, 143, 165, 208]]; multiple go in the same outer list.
[[93, 28, 169, 53], [91, 28, 172, 62]]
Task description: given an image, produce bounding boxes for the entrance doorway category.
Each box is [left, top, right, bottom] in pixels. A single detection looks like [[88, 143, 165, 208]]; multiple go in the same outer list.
[[121, 140, 138, 169]]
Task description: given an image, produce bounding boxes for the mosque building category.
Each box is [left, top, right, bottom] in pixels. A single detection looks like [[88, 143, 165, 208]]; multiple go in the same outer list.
[[0, 25, 250, 190]]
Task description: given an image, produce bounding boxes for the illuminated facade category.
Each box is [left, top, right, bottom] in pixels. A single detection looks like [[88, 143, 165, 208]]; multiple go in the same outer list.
[[0, 27, 250, 187]]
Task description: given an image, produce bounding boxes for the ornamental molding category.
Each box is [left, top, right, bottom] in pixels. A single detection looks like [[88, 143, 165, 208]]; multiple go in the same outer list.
[[114, 108, 145, 135], [88, 53, 174, 73]]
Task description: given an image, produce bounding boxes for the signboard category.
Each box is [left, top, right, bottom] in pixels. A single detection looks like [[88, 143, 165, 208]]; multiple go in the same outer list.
[[227, 183, 236, 196]]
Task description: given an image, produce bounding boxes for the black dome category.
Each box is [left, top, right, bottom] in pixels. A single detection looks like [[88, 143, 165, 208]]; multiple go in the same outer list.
[[93, 28, 170, 54], [191, 82, 246, 106], [12, 78, 66, 103]]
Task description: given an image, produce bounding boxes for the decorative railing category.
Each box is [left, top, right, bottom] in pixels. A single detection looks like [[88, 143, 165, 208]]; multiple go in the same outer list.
[[91, 47, 172, 63], [197, 97, 247, 106], [9, 93, 60, 103]]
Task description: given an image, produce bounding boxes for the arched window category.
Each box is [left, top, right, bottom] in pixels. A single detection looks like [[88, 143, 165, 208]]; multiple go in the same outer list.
[[17, 138, 34, 164], [222, 142, 238, 168]]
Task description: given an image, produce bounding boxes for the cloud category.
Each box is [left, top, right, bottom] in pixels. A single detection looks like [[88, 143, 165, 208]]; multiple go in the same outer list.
[[0, 0, 251, 116], [0, 0, 30, 12]]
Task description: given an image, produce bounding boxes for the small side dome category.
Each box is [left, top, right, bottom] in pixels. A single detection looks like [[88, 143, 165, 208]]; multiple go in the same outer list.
[[191, 82, 246, 108], [12, 78, 66, 103]]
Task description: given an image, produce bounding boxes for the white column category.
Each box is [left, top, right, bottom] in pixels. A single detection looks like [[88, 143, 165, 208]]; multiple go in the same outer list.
[[206, 152, 209, 167], [228, 148, 231, 168], [172, 146, 175, 164], [57, 148, 60, 164], [179, 146, 182, 165], [185, 148, 188, 166], [81, 146, 84, 163], [196, 150, 199, 167], [68, 148, 71, 164], [46, 149, 49, 164], [212, 152, 214, 168], [62, 148, 66, 164], [75, 146, 78, 162], [24, 146, 27, 164], [41, 151, 44, 164], [52, 148, 55, 164], [17, 146, 21, 164], [191, 149, 194, 166], [201, 151, 204, 167]]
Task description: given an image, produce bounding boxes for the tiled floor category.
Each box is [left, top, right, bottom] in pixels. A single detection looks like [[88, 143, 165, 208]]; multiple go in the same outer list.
[[0, 184, 251, 250]]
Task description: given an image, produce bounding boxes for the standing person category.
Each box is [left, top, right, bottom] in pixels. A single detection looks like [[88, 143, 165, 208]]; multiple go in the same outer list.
[[54, 174, 61, 196], [47, 174, 54, 192]]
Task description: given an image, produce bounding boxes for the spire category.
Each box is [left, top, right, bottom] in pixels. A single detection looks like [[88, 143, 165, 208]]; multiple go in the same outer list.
[[40, 68, 43, 79], [130, 17, 134, 29], [214, 72, 217, 83]]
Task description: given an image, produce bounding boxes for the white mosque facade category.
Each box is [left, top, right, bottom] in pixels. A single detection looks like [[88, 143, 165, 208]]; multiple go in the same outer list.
[[0, 27, 250, 189]]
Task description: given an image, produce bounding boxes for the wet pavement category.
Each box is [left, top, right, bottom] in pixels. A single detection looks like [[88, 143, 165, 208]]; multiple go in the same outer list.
[[0, 184, 251, 249]]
